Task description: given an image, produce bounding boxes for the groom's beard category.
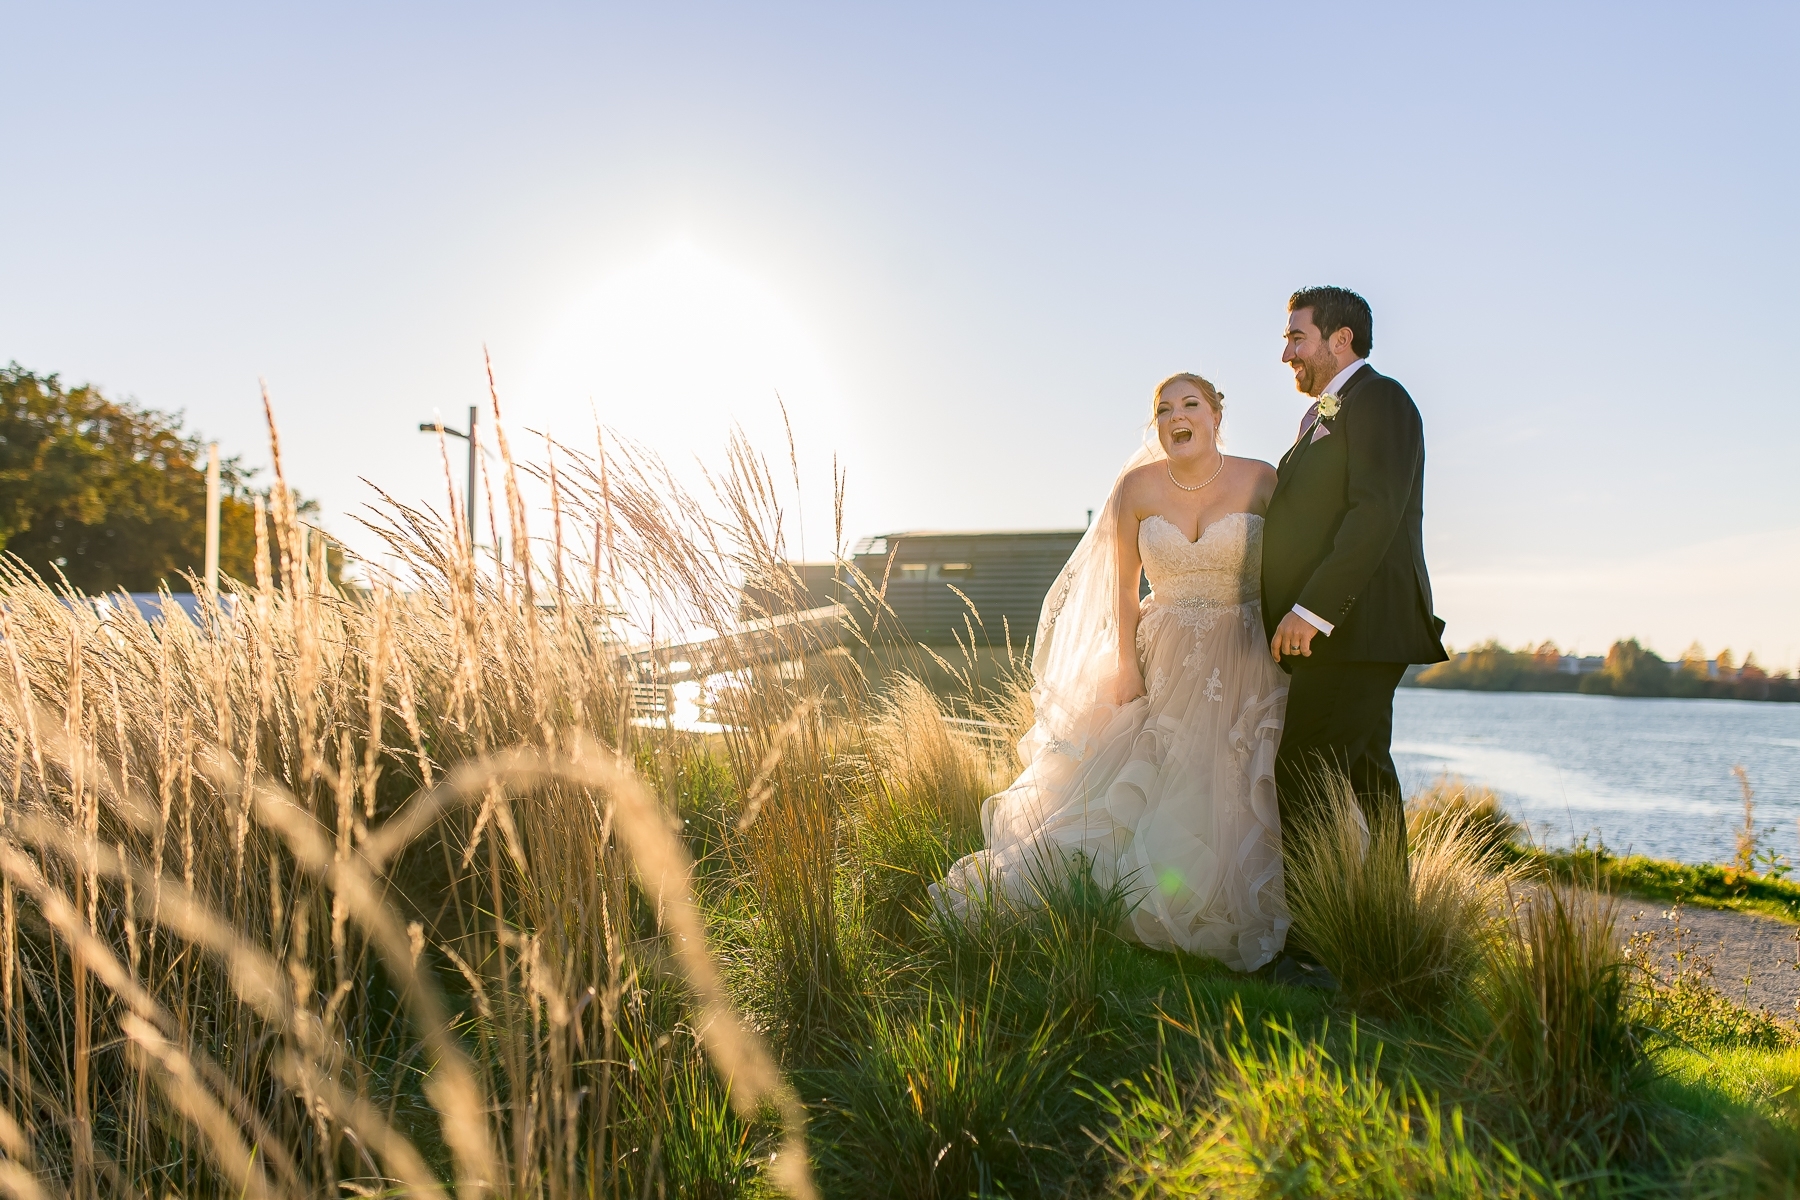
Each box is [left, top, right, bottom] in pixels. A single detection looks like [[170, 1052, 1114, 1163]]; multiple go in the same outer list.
[[1294, 348, 1336, 396]]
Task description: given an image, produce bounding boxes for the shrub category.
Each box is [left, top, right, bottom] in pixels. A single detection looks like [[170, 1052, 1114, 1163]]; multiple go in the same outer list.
[[1527, 846, 1800, 921], [927, 846, 1141, 1031], [1484, 884, 1655, 1158], [808, 992, 1075, 1199], [1285, 773, 1512, 1016], [1623, 905, 1799, 1051], [1020, 851, 1138, 1026]]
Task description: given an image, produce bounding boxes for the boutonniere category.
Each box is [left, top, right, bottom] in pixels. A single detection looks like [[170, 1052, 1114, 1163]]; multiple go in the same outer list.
[[1317, 391, 1342, 420]]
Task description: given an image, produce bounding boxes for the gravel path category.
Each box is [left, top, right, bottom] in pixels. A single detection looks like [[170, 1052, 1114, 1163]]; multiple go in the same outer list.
[[1616, 898, 1800, 1019]]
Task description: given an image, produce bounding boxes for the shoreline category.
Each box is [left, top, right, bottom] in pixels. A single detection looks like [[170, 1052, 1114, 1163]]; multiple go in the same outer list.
[[1523, 845, 1800, 924], [1403, 678, 1800, 705], [1404, 639, 1800, 703]]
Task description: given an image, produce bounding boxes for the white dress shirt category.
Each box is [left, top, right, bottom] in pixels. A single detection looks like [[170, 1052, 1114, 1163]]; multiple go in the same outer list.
[[1289, 358, 1366, 638]]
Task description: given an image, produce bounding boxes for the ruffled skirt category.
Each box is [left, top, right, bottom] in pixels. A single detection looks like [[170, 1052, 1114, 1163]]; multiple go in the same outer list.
[[931, 599, 1289, 971]]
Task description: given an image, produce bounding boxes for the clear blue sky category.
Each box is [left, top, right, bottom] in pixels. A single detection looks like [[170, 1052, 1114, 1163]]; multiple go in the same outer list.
[[5, 3, 1796, 662]]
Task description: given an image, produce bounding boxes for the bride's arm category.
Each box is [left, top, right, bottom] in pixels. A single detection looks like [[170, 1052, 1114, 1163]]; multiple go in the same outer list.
[[1110, 490, 1146, 705]]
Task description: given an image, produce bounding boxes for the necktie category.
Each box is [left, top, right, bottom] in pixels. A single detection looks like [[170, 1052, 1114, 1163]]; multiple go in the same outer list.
[[1294, 401, 1321, 445]]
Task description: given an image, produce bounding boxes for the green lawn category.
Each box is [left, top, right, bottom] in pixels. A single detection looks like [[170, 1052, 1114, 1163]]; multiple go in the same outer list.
[[1524, 846, 1800, 923], [675, 763, 1800, 1198]]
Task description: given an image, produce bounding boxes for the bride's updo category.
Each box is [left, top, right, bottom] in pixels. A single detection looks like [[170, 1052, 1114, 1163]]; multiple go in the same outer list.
[[1152, 372, 1225, 442]]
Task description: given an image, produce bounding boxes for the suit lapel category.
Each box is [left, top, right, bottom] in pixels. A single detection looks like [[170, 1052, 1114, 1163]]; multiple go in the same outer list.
[[1273, 365, 1378, 493], [1277, 432, 1307, 474], [1294, 364, 1373, 460]]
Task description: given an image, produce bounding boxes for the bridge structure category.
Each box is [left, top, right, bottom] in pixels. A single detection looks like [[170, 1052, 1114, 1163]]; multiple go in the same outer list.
[[616, 602, 849, 725]]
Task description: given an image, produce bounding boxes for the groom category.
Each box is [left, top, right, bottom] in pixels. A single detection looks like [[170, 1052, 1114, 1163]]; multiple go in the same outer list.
[[1262, 287, 1447, 948]]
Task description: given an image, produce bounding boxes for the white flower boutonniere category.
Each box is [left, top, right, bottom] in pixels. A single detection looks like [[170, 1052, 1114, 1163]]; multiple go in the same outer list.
[[1317, 391, 1342, 419]]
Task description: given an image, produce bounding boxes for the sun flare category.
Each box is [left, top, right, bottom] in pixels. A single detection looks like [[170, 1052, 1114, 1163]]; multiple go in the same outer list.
[[523, 240, 847, 478]]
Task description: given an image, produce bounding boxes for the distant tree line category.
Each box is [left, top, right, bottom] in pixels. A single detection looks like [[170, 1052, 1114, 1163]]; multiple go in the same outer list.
[[0, 363, 342, 594], [1411, 638, 1798, 702]]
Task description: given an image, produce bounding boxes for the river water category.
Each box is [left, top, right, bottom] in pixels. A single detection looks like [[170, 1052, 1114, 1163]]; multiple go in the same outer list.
[[1392, 689, 1800, 867]]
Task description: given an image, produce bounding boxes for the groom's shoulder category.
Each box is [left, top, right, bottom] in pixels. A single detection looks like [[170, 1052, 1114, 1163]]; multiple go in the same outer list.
[[1354, 365, 1409, 400], [1351, 368, 1420, 416]]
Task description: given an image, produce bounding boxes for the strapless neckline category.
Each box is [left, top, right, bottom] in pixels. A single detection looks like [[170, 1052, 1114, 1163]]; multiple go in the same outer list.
[[1137, 511, 1263, 609], [1142, 511, 1263, 546]]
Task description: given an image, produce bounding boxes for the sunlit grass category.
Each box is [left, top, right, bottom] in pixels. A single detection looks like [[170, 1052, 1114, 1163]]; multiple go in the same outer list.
[[1410, 772, 1526, 859], [1285, 773, 1514, 1017], [0, 389, 1794, 1197], [1484, 883, 1658, 1165], [1097, 1010, 1525, 1199]]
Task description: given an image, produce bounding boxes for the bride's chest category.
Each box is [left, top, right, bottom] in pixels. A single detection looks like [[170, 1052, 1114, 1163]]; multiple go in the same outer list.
[[1138, 513, 1260, 577]]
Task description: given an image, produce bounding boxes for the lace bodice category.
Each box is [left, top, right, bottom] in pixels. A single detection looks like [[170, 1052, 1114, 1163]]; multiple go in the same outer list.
[[1138, 512, 1263, 608]]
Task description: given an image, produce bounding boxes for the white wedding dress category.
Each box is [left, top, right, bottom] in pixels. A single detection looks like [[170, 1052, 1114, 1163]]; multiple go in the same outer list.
[[931, 510, 1290, 971]]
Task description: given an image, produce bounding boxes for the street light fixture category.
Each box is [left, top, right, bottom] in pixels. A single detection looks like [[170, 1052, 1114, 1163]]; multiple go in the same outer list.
[[419, 404, 479, 546]]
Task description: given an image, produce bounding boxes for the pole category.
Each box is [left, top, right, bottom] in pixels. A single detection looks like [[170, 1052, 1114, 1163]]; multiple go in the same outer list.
[[204, 443, 221, 600], [466, 404, 479, 546]]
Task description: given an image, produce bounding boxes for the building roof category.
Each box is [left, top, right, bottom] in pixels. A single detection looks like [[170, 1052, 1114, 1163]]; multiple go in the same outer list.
[[852, 529, 1085, 556]]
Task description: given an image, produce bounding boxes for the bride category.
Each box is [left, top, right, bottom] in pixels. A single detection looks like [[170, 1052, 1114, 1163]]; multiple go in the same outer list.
[[930, 373, 1290, 971]]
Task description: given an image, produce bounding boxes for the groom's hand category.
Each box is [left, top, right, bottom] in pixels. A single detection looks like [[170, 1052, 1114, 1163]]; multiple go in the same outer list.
[[1271, 611, 1322, 663]]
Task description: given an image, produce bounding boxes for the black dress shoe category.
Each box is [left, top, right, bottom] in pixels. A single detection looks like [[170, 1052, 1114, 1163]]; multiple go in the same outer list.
[[1270, 955, 1341, 992]]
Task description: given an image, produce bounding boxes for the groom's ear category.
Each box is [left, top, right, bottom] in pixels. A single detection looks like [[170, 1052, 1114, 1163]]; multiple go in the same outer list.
[[1328, 325, 1356, 357]]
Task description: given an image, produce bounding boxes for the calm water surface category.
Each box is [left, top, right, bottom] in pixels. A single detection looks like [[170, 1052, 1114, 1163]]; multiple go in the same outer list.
[[1392, 689, 1800, 866]]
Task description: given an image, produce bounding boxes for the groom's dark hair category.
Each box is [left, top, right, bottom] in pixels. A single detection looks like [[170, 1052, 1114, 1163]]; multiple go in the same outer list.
[[1288, 286, 1373, 358]]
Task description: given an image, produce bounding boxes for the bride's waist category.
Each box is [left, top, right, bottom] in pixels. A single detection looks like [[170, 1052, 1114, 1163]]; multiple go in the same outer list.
[[1143, 590, 1260, 610]]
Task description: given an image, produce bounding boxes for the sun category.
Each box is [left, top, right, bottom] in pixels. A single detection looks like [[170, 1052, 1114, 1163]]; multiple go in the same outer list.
[[520, 240, 850, 516]]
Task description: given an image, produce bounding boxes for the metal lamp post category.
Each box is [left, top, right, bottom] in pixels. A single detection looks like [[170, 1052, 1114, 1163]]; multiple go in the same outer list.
[[203, 443, 221, 600], [419, 405, 479, 546]]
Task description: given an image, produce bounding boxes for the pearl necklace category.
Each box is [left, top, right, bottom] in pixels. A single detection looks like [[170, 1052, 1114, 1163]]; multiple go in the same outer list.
[[1167, 453, 1225, 492]]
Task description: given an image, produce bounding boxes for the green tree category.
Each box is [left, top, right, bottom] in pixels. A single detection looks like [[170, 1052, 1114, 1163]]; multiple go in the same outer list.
[[1414, 639, 1577, 691], [1455, 640, 1530, 689], [1668, 641, 1712, 698], [0, 363, 340, 593], [1581, 638, 1672, 697]]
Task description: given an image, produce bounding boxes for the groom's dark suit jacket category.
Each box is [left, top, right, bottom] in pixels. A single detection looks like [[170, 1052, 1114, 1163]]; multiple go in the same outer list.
[[1261, 364, 1448, 667]]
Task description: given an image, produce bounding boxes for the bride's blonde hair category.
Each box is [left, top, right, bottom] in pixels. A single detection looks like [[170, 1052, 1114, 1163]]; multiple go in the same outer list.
[[1152, 372, 1225, 442]]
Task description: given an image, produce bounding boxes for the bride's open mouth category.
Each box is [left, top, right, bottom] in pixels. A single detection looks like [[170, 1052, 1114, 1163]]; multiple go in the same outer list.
[[1171, 428, 1192, 444]]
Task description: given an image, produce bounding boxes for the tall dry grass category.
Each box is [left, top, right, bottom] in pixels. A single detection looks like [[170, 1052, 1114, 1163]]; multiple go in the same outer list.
[[1409, 773, 1525, 860], [851, 675, 1019, 943], [0, 376, 897, 1196], [0, 367, 1738, 1195]]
